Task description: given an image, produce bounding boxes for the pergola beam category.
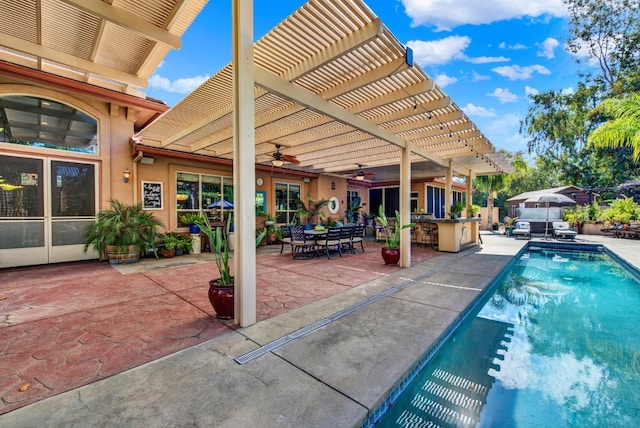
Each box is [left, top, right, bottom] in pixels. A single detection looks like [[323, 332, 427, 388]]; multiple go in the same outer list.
[[254, 65, 449, 167], [58, 0, 182, 49], [0, 33, 146, 87]]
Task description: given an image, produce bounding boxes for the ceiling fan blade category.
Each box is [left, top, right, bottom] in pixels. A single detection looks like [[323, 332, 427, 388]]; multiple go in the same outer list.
[[281, 154, 300, 164]]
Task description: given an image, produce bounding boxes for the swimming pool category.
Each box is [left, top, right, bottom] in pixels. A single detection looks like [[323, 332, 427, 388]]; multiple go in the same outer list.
[[374, 245, 640, 427]]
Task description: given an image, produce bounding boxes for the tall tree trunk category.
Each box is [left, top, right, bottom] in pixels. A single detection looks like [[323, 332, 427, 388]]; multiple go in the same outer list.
[[487, 187, 494, 230]]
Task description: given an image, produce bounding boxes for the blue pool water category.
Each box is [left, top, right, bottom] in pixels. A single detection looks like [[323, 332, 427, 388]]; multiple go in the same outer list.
[[376, 247, 640, 427]]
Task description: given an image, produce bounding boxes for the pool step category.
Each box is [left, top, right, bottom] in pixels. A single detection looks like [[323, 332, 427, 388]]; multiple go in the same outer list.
[[392, 368, 487, 427]]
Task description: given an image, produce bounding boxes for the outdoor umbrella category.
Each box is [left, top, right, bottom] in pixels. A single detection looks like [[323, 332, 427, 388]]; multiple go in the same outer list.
[[526, 193, 576, 238], [207, 199, 234, 209]]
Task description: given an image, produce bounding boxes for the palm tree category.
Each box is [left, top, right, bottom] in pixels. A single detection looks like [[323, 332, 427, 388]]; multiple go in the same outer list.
[[588, 92, 640, 161], [474, 174, 507, 230]]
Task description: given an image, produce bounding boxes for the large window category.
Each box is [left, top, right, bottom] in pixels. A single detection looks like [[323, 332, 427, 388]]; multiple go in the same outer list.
[[426, 185, 463, 218], [275, 182, 300, 223], [0, 95, 98, 154], [176, 172, 233, 225], [368, 186, 399, 217]]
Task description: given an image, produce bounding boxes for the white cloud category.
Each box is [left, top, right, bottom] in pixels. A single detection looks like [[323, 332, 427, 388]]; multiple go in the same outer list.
[[462, 103, 497, 117], [148, 74, 209, 94], [407, 36, 470, 65], [560, 86, 575, 95], [400, 0, 568, 31], [499, 42, 527, 50], [525, 86, 540, 97], [408, 36, 509, 67], [435, 74, 458, 87], [472, 70, 491, 81], [492, 64, 551, 80], [466, 56, 510, 64], [537, 37, 559, 59], [488, 88, 518, 103]]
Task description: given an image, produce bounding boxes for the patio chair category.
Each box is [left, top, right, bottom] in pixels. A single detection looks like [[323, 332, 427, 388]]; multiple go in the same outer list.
[[315, 227, 343, 259], [513, 221, 531, 240], [552, 221, 577, 240], [339, 225, 355, 254], [279, 225, 292, 254], [290, 225, 316, 259], [351, 224, 365, 253]]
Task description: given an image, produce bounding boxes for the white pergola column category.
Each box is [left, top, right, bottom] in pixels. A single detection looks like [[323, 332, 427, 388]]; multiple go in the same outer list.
[[445, 159, 453, 218], [232, 0, 256, 327], [466, 170, 474, 217], [400, 145, 411, 268]]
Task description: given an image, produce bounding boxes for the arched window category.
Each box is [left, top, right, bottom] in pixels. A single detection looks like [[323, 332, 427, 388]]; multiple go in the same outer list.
[[0, 95, 98, 154]]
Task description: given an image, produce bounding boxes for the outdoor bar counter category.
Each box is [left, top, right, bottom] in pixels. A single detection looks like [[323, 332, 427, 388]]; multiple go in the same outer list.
[[415, 217, 481, 253]]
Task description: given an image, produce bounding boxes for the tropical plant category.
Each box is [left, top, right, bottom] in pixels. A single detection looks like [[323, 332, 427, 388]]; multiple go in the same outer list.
[[601, 196, 639, 224], [84, 199, 164, 260], [180, 212, 205, 226], [469, 204, 481, 217], [196, 215, 267, 286], [375, 205, 414, 249], [474, 174, 508, 229], [563, 205, 589, 227], [588, 93, 640, 161], [295, 194, 329, 224], [176, 234, 193, 253], [449, 201, 466, 219], [345, 196, 362, 223], [162, 233, 181, 251]]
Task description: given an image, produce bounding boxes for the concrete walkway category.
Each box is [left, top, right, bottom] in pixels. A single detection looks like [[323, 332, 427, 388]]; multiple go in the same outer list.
[[1, 232, 637, 427]]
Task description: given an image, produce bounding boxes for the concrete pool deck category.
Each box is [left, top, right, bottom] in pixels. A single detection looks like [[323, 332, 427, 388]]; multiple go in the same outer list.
[[1, 232, 638, 427]]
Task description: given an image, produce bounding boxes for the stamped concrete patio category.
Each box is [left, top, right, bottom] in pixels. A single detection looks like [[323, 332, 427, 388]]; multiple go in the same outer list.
[[0, 239, 440, 414]]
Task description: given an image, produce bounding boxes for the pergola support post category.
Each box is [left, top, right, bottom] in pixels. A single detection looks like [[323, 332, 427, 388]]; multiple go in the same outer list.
[[232, 0, 256, 327], [400, 145, 411, 268]]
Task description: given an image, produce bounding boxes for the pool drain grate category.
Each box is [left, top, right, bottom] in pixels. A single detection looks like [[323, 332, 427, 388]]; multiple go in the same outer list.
[[235, 272, 439, 365]]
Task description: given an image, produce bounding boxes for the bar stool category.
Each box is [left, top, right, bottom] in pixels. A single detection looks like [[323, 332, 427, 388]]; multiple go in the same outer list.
[[421, 223, 435, 248]]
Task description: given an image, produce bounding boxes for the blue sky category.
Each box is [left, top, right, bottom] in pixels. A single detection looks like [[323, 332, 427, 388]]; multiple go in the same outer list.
[[146, 0, 596, 154]]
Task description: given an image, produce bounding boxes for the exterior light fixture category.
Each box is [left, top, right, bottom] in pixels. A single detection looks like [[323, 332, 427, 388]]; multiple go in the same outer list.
[[123, 168, 130, 183], [356, 172, 365, 181], [272, 159, 284, 167]]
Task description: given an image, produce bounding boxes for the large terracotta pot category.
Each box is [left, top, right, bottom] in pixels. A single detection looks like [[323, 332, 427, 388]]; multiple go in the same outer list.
[[381, 247, 400, 265], [208, 278, 234, 320]]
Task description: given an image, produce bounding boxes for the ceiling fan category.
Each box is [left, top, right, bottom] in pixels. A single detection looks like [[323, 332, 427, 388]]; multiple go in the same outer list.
[[271, 144, 300, 166], [350, 164, 376, 181]]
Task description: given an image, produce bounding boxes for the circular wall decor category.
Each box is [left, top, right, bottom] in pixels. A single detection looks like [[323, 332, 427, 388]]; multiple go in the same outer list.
[[328, 196, 339, 214], [256, 177, 263, 186]]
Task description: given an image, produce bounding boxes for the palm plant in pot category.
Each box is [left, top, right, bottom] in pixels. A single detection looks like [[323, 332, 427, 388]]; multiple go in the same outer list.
[[180, 212, 205, 234], [84, 199, 164, 264], [375, 205, 414, 265], [195, 216, 266, 320]]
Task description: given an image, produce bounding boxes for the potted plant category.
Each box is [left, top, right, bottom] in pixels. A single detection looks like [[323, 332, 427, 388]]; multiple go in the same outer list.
[[195, 216, 266, 320], [180, 212, 205, 234], [345, 196, 362, 224], [264, 212, 276, 228], [504, 216, 517, 236], [449, 201, 466, 219], [296, 194, 329, 229], [363, 211, 375, 227], [469, 204, 481, 218], [84, 199, 164, 264], [161, 233, 180, 257], [375, 205, 414, 265], [267, 225, 278, 244], [175, 234, 193, 255]]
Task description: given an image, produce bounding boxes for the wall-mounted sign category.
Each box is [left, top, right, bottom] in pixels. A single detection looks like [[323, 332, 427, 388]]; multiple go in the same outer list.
[[142, 181, 163, 210]]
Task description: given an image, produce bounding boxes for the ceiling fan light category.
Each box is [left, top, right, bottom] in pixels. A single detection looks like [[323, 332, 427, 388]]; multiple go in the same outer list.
[[356, 173, 365, 181], [272, 159, 284, 167]]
